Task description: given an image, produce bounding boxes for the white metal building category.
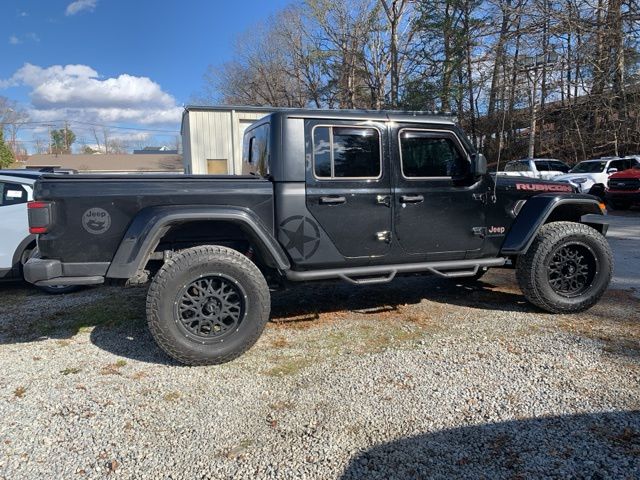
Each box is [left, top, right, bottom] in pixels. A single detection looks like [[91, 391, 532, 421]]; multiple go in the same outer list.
[[181, 105, 272, 175]]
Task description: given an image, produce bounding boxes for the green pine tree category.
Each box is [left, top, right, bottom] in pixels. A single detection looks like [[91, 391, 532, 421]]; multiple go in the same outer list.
[[0, 130, 15, 168]]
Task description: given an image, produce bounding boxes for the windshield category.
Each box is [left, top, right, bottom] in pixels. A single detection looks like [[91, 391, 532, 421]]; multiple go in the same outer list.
[[504, 161, 530, 172], [570, 161, 607, 173]]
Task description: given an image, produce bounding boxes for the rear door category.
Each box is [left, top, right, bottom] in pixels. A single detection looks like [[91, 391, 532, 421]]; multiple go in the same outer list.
[[305, 120, 392, 258], [391, 126, 487, 260]]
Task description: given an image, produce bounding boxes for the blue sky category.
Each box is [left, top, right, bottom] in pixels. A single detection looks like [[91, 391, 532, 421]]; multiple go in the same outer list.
[[0, 0, 291, 150]]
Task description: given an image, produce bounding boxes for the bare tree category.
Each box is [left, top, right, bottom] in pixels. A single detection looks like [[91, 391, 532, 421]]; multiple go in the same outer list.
[[195, 0, 640, 162]]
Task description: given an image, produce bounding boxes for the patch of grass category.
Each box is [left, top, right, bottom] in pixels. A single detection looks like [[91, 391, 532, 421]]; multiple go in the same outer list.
[[37, 293, 144, 338], [324, 323, 424, 355], [163, 391, 181, 402], [69, 299, 141, 331], [13, 386, 26, 398], [269, 400, 294, 411], [60, 367, 82, 375], [358, 324, 424, 353], [225, 439, 253, 459], [100, 360, 127, 375], [263, 357, 314, 377], [269, 335, 289, 348], [0, 290, 29, 310]]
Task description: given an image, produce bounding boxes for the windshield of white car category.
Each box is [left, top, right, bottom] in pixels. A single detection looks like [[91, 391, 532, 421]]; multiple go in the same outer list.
[[504, 161, 530, 172], [570, 161, 607, 173]]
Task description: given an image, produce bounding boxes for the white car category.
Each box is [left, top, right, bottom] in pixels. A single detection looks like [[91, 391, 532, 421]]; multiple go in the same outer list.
[[0, 170, 75, 293], [553, 157, 640, 195], [500, 158, 570, 180]]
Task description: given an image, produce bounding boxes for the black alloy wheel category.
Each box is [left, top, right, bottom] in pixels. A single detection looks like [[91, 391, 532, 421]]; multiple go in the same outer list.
[[176, 275, 246, 341], [547, 242, 597, 298]]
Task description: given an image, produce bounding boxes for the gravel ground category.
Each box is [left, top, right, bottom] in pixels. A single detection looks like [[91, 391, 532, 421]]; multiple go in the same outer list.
[[0, 218, 639, 479]]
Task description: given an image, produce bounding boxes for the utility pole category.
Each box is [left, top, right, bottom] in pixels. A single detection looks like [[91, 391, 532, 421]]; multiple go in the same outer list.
[[527, 69, 539, 159], [64, 121, 69, 153]]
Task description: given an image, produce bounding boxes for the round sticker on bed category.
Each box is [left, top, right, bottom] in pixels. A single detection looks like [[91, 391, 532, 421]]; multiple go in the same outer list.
[[82, 208, 111, 235]]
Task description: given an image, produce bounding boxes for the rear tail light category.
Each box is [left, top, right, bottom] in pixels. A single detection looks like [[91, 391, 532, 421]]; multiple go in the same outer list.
[[28, 201, 52, 234]]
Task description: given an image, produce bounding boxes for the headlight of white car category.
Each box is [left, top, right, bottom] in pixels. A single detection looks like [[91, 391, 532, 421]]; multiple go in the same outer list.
[[572, 177, 588, 183]]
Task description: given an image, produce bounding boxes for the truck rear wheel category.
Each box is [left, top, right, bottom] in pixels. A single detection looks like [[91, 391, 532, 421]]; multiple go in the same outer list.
[[516, 222, 612, 313], [146, 245, 270, 365]]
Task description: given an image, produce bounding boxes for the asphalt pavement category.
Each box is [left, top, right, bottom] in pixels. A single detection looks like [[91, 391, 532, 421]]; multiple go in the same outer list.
[[604, 210, 640, 295]]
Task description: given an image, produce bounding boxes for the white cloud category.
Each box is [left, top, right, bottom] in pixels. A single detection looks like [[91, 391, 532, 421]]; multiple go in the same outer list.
[[8, 33, 39, 45], [0, 63, 182, 126], [65, 0, 97, 16]]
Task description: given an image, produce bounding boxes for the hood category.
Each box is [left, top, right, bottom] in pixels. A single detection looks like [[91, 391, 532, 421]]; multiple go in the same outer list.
[[552, 172, 599, 182], [609, 168, 640, 179]]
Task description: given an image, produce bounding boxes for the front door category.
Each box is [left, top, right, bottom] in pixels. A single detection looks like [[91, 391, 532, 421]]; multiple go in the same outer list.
[[305, 120, 392, 258], [392, 126, 487, 260]]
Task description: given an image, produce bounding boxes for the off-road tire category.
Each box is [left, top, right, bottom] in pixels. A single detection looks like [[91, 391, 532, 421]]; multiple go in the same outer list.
[[516, 222, 612, 313], [146, 245, 270, 365]]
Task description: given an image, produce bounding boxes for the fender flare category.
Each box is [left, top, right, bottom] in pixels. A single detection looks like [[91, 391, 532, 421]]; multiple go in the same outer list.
[[500, 194, 606, 255], [106, 205, 290, 279]]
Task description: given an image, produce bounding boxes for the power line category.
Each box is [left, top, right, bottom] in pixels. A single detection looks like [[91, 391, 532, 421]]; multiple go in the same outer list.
[[11, 119, 179, 133]]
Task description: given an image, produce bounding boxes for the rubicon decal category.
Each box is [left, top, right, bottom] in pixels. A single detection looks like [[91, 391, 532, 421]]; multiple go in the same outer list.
[[82, 208, 111, 235], [515, 183, 573, 192]]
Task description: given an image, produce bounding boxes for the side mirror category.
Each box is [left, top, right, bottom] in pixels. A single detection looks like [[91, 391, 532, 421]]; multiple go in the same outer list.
[[474, 153, 487, 177], [607, 168, 618, 174]]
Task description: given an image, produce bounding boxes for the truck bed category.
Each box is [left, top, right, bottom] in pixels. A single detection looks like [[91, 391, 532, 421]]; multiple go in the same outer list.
[[33, 174, 275, 264]]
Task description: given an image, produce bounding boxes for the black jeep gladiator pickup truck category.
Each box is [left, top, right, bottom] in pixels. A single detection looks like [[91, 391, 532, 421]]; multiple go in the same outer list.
[[25, 109, 612, 365]]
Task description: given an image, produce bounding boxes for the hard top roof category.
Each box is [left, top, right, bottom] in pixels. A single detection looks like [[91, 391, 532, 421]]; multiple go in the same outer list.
[[184, 105, 456, 125]]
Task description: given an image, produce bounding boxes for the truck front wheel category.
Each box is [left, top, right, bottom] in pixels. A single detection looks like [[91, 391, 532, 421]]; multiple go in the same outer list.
[[146, 245, 270, 365], [516, 222, 612, 313]]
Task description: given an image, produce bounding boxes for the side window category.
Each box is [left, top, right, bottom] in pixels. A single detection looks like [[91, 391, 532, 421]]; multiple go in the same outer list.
[[0, 182, 28, 206], [505, 161, 529, 172], [242, 123, 270, 176], [535, 161, 551, 171], [548, 161, 569, 173], [612, 159, 630, 171], [248, 137, 256, 164], [313, 126, 381, 179], [399, 130, 469, 178]]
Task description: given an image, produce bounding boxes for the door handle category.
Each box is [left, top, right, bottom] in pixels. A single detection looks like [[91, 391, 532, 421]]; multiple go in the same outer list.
[[376, 195, 391, 207], [319, 195, 346, 205], [400, 194, 424, 204]]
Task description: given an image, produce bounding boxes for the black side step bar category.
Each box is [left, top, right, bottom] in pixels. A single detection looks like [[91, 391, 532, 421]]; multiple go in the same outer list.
[[285, 258, 507, 284]]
